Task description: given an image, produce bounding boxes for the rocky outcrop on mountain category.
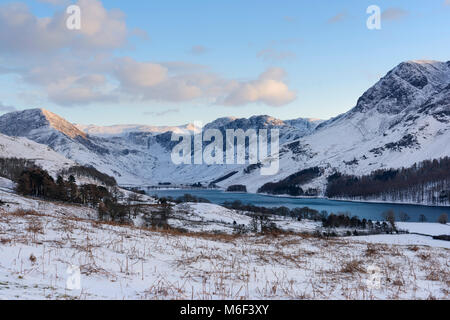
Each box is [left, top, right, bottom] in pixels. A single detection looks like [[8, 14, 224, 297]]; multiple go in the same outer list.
[[0, 109, 86, 141], [354, 61, 450, 114]]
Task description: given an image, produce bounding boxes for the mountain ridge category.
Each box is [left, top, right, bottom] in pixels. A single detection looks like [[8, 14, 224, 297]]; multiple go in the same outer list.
[[0, 108, 87, 140]]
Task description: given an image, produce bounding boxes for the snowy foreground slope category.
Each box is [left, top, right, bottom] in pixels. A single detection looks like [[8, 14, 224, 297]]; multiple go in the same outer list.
[[0, 207, 448, 299], [0, 187, 449, 300]]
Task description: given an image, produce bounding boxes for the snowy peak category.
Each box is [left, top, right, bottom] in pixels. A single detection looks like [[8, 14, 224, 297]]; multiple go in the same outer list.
[[285, 117, 324, 130], [0, 108, 87, 140], [204, 115, 285, 130], [75, 115, 320, 139], [41, 109, 87, 139], [393, 60, 450, 89], [354, 60, 450, 114], [75, 123, 200, 137], [204, 115, 319, 131]]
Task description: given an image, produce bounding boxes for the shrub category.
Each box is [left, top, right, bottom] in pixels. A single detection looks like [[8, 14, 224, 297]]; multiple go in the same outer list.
[[382, 210, 396, 230], [226, 185, 247, 192], [399, 212, 410, 222], [437, 213, 448, 225]]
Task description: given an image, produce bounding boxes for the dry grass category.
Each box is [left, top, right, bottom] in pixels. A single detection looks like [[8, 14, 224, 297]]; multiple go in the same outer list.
[[341, 260, 367, 274], [0, 207, 449, 300], [365, 244, 379, 257]]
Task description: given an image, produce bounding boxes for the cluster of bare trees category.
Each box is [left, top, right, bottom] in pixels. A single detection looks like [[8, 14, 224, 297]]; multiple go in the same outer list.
[[326, 157, 450, 205], [0, 157, 38, 181]]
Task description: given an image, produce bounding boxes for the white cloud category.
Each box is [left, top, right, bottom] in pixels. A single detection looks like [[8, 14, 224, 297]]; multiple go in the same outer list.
[[0, 0, 297, 108], [114, 61, 296, 106], [0, 0, 130, 54], [75, 0, 128, 49], [115, 58, 168, 89], [46, 73, 116, 106], [223, 68, 296, 107]]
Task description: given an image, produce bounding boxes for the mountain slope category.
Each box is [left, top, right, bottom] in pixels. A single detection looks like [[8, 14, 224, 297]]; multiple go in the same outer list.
[[223, 60, 450, 195], [0, 132, 76, 175], [0, 109, 86, 142], [0, 109, 151, 184]]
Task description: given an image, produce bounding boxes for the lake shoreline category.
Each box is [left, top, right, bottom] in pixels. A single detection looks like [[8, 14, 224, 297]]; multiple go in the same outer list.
[[142, 187, 450, 209], [258, 192, 450, 208], [147, 188, 449, 222]]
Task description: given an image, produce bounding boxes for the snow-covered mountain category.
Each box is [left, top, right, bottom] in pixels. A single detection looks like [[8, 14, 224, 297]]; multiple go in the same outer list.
[[0, 132, 76, 176], [0, 109, 321, 186], [75, 123, 200, 138], [224, 60, 450, 192], [203, 115, 323, 145], [0, 60, 448, 195]]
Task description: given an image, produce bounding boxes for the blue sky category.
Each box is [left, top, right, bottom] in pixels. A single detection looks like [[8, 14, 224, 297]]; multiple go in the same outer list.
[[0, 0, 449, 126]]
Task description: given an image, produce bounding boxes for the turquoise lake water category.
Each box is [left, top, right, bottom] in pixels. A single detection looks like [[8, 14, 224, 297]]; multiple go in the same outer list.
[[148, 189, 449, 222]]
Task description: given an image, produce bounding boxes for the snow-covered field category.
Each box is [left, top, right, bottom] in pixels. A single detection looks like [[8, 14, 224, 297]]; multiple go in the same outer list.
[[349, 234, 450, 249], [0, 181, 97, 221], [169, 202, 321, 234], [397, 222, 450, 237], [0, 190, 449, 300]]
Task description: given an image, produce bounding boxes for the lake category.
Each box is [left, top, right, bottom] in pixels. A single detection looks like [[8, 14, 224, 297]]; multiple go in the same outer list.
[[148, 189, 449, 222]]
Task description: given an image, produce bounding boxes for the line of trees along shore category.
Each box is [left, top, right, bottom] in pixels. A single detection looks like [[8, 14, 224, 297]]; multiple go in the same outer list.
[[326, 157, 450, 206]]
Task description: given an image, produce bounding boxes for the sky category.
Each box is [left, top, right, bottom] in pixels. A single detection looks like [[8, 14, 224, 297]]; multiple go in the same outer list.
[[0, 0, 449, 126]]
